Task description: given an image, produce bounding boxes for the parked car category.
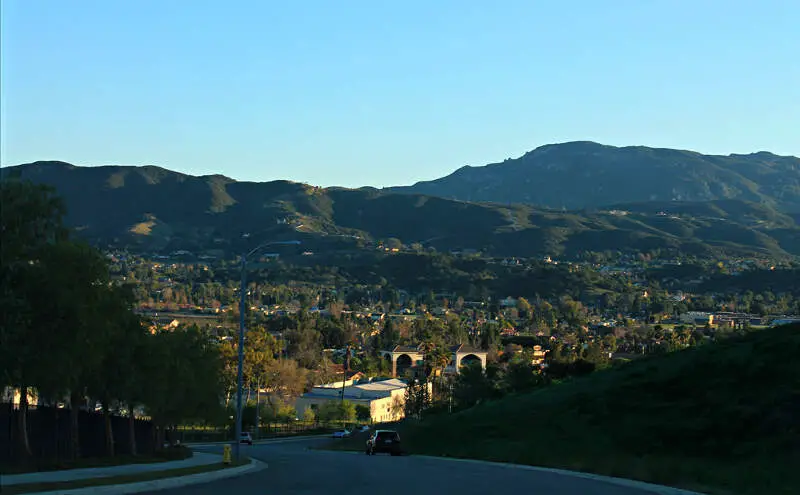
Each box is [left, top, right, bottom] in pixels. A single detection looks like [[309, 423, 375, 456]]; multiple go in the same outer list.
[[239, 432, 253, 445], [358, 425, 371, 432], [365, 430, 402, 456], [332, 429, 351, 438]]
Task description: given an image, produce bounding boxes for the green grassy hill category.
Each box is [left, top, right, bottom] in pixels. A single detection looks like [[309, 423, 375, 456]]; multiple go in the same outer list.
[[404, 324, 800, 494], [3, 161, 800, 260]]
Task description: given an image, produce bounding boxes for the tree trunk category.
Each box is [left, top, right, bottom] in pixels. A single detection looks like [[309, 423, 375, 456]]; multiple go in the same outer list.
[[128, 403, 137, 455], [103, 401, 114, 457], [156, 424, 166, 449], [16, 386, 32, 459], [69, 391, 82, 459]]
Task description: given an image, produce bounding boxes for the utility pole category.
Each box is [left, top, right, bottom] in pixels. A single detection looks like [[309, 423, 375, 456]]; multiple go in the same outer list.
[[254, 379, 260, 441], [233, 239, 300, 462], [234, 252, 247, 462]]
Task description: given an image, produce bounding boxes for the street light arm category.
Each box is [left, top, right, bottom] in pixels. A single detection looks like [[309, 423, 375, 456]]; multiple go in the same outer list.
[[245, 240, 301, 259]]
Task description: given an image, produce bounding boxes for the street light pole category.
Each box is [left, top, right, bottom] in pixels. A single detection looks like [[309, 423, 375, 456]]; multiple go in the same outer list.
[[234, 251, 247, 462], [233, 239, 300, 462]]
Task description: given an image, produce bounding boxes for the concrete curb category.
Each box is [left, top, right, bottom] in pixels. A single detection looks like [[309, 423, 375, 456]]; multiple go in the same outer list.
[[412, 455, 703, 495], [25, 457, 267, 495]]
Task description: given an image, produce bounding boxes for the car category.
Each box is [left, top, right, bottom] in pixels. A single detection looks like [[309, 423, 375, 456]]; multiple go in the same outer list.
[[358, 425, 370, 432], [365, 429, 402, 456], [332, 429, 351, 438], [240, 432, 253, 445]]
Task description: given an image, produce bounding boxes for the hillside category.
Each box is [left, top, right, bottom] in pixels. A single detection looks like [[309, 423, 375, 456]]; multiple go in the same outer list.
[[2, 161, 800, 260], [403, 324, 800, 494], [387, 141, 800, 213]]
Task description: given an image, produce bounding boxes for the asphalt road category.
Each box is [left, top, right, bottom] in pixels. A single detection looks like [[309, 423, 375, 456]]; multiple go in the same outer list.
[[148, 437, 692, 495]]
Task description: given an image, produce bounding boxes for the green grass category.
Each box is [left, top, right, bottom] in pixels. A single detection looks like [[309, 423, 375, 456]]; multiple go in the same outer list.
[[1, 454, 172, 475], [1, 457, 250, 494], [401, 324, 800, 495]]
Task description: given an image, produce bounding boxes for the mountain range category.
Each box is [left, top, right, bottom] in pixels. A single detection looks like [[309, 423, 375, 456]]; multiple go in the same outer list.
[[3, 142, 800, 260], [386, 141, 800, 213]]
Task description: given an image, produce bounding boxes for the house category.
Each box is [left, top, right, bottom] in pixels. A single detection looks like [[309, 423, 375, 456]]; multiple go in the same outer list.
[[499, 297, 517, 308], [294, 378, 418, 423], [148, 317, 181, 333], [530, 345, 546, 366]]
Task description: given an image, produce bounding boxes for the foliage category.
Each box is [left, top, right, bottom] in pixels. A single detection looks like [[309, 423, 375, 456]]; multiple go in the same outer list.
[[0, 179, 225, 461], [403, 324, 800, 494], [316, 400, 356, 423], [354, 404, 371, 422], [403, 377, 430, 419]]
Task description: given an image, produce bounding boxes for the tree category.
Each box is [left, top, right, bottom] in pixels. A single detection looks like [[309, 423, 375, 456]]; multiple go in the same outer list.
[[403, 377, 430, 419], [26, 240, 118, 459], [504, 361, 545, 393], [355, 404, 371, 423], [516, 297, 532, 320], [142, 327, 225, 446], [317, 400, 356, 423], [0, 179, 68, 459], [453, 362, 496, 408], [259, 359, 307, 409], [85, 285, 148, 457]]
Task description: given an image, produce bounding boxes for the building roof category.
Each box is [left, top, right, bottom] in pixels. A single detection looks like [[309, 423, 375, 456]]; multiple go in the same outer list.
[[450, 343, 486, 355], [302, 378, 408, 401], [390, 345, 421, 353], [352, 378, 407, 392]]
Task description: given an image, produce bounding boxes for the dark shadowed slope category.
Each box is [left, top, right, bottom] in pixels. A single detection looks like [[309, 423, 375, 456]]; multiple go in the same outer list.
[[404, 323, 800, 494]]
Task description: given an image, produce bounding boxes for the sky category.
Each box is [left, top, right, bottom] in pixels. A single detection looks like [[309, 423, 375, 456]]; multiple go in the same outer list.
[[1, 0, 798, 188]]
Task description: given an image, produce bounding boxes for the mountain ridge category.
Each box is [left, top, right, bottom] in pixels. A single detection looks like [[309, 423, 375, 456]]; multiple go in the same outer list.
[[3, 157, 799, 260], [386, 141, 800, 213]]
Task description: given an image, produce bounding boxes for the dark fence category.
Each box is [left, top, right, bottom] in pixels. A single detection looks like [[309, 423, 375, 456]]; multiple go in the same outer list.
[[0, 403, 155, 464], [175, 420, 346, 443]]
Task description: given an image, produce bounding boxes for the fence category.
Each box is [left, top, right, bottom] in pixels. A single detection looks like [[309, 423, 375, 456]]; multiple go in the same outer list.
[[0, 403, 155, 464], [175, 420, 351, 443]]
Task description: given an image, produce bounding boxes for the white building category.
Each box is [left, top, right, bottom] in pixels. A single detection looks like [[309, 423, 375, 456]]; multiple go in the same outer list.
[[295, 378, 422, 424]]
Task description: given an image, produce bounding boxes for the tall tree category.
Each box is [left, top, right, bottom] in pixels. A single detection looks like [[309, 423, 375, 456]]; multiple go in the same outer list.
[[0, 179, 67, 459]]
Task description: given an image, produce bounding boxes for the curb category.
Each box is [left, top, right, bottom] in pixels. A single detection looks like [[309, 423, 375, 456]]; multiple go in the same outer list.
[[26, 457, 268, 495], [411, 455, 703, 495]]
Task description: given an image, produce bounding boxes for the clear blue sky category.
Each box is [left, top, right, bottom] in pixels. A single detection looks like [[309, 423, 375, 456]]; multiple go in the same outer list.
[[2, 0, 798, 187]]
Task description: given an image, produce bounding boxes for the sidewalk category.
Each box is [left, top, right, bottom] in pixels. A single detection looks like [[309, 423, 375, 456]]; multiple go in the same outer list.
[[1, 452, 221, 487]]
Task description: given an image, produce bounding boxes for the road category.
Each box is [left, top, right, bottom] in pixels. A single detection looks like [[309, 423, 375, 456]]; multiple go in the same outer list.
[[150, 437, 692, 495]]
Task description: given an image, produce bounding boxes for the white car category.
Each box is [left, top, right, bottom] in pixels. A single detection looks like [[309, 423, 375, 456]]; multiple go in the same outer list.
[[332, 429, 351, 438], [359, 425, 370, 432], [240, 432, 253, 445]]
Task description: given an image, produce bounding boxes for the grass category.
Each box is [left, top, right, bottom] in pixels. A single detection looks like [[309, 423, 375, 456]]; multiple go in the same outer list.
[[1, 446, 193, 475], [398, 324, 800, 495], [1, 457, 250, 494], [1, 455, 170, 475]]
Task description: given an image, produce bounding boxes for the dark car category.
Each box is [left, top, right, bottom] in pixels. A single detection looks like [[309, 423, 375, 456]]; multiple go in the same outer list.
[[365, 429, 402, 456]]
